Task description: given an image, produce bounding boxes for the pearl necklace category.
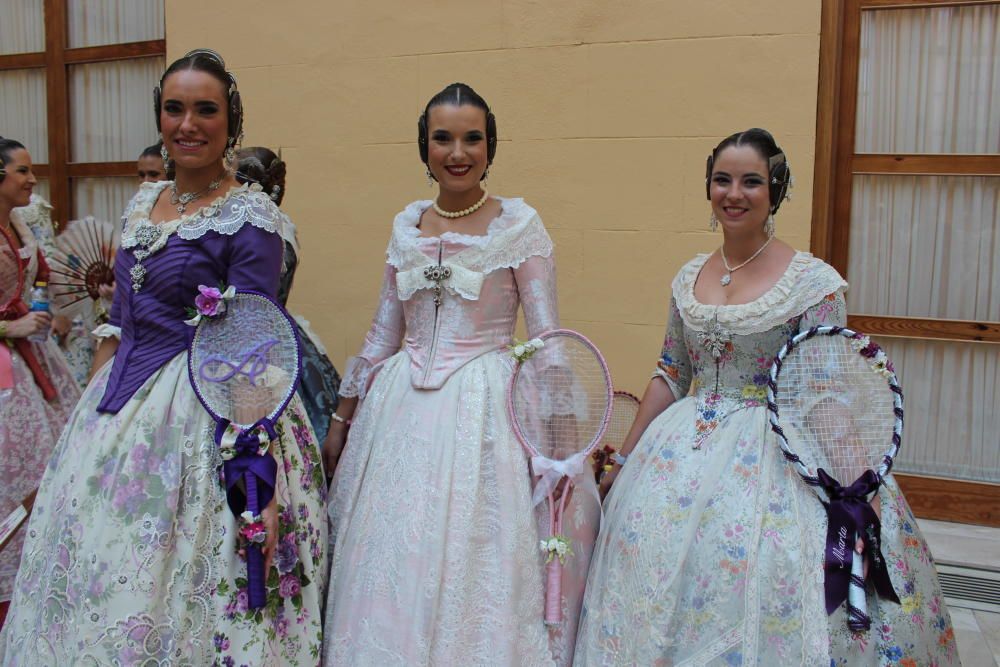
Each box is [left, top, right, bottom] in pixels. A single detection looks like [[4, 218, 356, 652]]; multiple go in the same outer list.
[[719, 236, 773, 286], [170, 171, 227, 215], [433, 189, 489, 219]]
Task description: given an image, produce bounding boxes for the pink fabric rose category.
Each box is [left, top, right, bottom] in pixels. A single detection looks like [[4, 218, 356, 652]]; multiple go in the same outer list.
[[195, 285, 224, 317]]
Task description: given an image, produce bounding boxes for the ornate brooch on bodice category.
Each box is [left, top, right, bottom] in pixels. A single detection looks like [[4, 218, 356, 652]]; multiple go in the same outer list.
[[422, 264, 452, 306], [127, 223, 165, 292], [698, 314, 731, 361]]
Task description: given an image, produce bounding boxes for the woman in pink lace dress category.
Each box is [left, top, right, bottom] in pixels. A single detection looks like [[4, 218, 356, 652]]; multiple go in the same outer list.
[[322, 83, 599, 666], [0, 138, 80, 625]]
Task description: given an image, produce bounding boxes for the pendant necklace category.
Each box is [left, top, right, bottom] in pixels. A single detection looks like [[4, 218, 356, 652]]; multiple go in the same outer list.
[[170, 170, 227, 215], [719, 236, 773, 286]]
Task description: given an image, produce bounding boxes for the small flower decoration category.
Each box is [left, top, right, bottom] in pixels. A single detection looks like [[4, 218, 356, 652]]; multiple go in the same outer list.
[[184, 284, 236, 326], [592, 444, 617, 476], [540, 535, 574, 564], [871, 349, 895, 379], [510, 337, 545, 364], [239, 511, 266, 544]]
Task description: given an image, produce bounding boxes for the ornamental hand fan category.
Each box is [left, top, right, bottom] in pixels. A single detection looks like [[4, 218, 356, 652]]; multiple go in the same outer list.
[[188, 290, 301, 609], [507, 329, 612, 625], [767, 326, 902, 632], [47, 217, 117, 318]]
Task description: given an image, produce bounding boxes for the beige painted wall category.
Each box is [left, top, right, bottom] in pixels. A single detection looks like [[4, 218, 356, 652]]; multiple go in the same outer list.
[[167, 0, 823, 394]]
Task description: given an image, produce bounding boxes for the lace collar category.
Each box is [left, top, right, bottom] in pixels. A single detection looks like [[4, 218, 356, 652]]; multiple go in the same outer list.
[[671, 251, 848, 335], [121, 181, 279, 248], [387, 196, 551, 272]]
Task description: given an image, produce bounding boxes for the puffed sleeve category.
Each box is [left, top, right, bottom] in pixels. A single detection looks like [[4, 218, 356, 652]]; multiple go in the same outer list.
[[225, 222, 284, 297], [652, 296, 692, 401], [339, 263, 405, 398], [799, 290, 848, 330]]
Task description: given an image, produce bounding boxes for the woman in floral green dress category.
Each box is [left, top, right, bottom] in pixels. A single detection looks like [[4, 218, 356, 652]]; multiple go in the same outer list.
[[574, 129, 959, 666]]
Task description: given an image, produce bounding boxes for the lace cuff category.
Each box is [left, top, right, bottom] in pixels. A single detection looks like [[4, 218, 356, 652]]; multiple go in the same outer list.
[[339, 356, 374, 399], [92, 323, 122, 340]]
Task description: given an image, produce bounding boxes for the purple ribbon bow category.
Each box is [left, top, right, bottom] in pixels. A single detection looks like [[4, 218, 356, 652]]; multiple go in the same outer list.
[[216, 418, 278, 610], [817, 468, 899, 614]]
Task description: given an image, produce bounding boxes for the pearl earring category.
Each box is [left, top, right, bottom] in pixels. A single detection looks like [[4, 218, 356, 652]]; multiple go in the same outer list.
[[709, 212, 719, 232]]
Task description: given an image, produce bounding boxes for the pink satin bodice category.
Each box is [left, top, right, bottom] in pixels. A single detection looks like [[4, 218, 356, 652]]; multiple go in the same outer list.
[[340, 197, 558, 397]]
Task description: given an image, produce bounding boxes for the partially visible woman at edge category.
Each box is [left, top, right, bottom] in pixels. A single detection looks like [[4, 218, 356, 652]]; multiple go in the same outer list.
[[236, 146, 342, 445], [0, 137, 81, 630], [322, 82, 600, 666], [573, 129, 959, 666], [0, 51, 327, 665]]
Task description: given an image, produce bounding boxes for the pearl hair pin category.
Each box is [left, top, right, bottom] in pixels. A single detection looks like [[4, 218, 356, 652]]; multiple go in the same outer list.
[[433, 189, 489, 219]]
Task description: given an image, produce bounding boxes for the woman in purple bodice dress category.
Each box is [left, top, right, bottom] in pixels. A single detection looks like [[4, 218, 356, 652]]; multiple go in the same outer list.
[[321, 83, 600, 666], [0, 51, 327, 666]]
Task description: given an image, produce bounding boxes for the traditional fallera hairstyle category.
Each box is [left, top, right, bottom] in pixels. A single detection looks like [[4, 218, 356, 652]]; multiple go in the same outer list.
[[154, 48, 244, 159], [0, 136, 27, 184], [139, 142, 163, 160], [235, 147, 287, 205], [705, 128, 792, 214], [418, 82, 497, 182]]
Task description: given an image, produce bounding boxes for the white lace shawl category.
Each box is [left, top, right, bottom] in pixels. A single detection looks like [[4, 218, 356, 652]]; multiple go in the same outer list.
[[671, 251, 848, 335], [386, 197, 554, 302], [119, 180, 279, 253]]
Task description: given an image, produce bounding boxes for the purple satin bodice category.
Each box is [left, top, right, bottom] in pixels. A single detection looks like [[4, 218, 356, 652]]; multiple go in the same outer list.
[[97, 182, 283, 413]]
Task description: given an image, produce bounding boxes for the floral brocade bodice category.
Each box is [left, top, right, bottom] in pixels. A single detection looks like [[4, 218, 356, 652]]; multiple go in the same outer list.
[[340, 198, 558, 397], [655, 252, 848, 448]]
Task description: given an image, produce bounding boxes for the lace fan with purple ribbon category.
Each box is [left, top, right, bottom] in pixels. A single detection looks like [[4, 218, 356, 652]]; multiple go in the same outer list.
[[188, 289, 301, 609]]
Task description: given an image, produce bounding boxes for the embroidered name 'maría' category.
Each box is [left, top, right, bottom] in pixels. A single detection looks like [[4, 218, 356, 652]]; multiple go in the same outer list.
[[831, 525, 850, 567]]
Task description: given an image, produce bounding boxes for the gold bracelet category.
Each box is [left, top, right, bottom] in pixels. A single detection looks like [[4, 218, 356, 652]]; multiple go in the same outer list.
[[0, 320, 8, 338]]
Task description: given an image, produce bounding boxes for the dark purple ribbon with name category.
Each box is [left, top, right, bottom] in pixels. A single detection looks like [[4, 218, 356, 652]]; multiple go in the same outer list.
[[215, 418, 278, 610], [818, 468, 899, 614]]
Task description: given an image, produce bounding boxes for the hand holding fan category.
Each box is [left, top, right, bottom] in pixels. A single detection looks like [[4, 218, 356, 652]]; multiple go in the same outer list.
[[767, 326, 902, 631], [507, 329, 612, 625], [188, 288, 301, 609], [47, 217, 117, 318]]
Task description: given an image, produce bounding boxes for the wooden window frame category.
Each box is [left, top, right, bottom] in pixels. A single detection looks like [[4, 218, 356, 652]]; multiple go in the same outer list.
[[812, 0, 1000, 525], [0, 0, 165, 224]]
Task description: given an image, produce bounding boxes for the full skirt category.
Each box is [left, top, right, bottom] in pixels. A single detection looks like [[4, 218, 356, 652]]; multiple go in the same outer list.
[[323, 350, 599, 666], [574, 398, 961, 667], [0, 338, 80, 602], [0, 352, 328, 666]]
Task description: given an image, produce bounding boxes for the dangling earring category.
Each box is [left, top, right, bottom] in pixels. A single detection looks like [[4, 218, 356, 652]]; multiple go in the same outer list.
[[224, 139, 237, 171], [482, 167, 489, 184], [160, 143, 170, 170], [709, 212, 719, 232], [765, 213, 776, 238], [426, 168, 435, 187]]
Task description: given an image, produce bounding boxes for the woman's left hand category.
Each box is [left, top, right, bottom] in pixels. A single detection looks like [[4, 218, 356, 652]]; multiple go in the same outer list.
[[261, 493, 279, 575]]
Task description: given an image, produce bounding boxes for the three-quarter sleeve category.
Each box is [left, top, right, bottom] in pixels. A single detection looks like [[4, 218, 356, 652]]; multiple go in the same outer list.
[[513, 252, 559, 338], [653, 296, 692, 401], [339, 263, 405, 398], [799, 290, 848, 330], [225, 223, 284, 297]]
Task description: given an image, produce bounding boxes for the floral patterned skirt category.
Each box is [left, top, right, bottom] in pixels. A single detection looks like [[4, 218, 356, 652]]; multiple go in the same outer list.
[[0, 338, 80, 603], [574, 398, 960, 667], [324, 350, 599, 667], [0, 352, 328, 666]]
